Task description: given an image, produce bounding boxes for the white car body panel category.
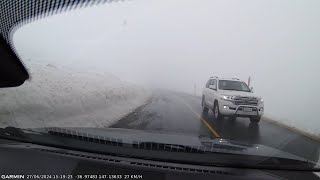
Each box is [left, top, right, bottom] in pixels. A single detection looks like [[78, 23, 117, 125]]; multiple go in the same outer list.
[[202, 78, 264, 119]]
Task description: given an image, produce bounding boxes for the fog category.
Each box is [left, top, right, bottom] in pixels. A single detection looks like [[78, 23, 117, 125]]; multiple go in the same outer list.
[[13, 0, 320, 133]]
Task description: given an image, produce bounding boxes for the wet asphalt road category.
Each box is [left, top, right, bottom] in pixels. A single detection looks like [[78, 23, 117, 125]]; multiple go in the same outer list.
[[111, 90, 320, 162]]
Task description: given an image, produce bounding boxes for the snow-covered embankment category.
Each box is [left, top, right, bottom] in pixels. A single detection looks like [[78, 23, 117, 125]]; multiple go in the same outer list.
[[0, 62, 150, 128]]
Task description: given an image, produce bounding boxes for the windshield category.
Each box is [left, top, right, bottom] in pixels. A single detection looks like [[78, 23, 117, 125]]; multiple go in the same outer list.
[[0, 0, 319, 171], [219, 80, 250, 92]]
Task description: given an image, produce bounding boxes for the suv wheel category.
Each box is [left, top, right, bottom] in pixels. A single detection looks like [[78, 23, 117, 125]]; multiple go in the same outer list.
[[202, 96, 209, 113], [213, 102, 223, 120], [250, 116, 261, 124]]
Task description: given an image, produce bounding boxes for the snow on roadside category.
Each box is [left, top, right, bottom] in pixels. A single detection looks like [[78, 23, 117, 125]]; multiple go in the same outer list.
[[0, 62, 150, 128]]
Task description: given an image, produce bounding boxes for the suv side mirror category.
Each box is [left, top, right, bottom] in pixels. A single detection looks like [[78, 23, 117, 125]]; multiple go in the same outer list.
[[209, 85, 217, 90], [250, 87, 254, 93]]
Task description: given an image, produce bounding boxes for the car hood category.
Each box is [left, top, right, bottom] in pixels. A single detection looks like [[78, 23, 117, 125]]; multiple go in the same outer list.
[[34, 127, 310, 163], [219, 90, 260, 98]]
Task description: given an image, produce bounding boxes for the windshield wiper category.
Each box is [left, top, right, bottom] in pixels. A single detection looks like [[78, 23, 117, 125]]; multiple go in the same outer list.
[[0, 126, 31, 141], [47, 129, 206, 153], [133, 142, 206, 153], [47, 129, 124, 146], [46, 128, 249, 154], [0, 126, 49, 142], [2, 127, 317, 170]]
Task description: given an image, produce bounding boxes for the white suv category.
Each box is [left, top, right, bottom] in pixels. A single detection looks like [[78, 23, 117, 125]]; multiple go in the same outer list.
[[202, 77, 264, 123]]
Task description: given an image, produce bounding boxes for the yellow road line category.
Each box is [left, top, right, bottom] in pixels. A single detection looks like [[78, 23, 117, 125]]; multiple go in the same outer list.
[[180, 100, 220, 138], [199, 117, 220, 138]]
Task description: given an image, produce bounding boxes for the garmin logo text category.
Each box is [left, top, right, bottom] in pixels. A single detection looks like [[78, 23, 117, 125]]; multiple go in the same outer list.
[[1, 175, 24, 179]]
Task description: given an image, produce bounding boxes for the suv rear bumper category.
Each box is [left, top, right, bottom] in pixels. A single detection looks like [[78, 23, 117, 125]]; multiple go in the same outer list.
[[219, 101, 264, 117]]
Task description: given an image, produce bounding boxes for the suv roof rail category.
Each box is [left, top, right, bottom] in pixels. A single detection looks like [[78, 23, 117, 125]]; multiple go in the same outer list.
[[232, 78, 240, 80], [210, 76, 218, 79]]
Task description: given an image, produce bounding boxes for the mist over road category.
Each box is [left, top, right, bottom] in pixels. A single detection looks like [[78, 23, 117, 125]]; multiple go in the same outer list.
[[112, 90, 320, 163]]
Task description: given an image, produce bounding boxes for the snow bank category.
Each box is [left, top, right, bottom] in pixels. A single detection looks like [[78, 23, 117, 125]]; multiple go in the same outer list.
[[0, 62, 150, 128]]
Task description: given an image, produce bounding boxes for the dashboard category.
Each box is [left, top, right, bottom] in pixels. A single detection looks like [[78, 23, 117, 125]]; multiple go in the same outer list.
[[0, 138, 319, 180]]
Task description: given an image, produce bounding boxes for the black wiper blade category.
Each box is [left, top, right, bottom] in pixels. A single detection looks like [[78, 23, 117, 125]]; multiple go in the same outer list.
[[46, 128, 206, 153], [46, 128, 248, 154], [47, 129, 124, 146], [0, 126, 30, 141], [134, 142, 206, 153]]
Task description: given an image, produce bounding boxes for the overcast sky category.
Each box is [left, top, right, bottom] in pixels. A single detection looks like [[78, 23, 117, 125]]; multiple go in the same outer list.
[[13, 0, 320, 130]]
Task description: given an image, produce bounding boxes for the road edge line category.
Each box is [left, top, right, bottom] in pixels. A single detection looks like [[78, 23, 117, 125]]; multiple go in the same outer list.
[[263, 117, 320, 142]]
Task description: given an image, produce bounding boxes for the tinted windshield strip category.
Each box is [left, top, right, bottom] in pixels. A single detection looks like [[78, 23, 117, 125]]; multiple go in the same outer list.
[[218, 80, 250, 92]]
